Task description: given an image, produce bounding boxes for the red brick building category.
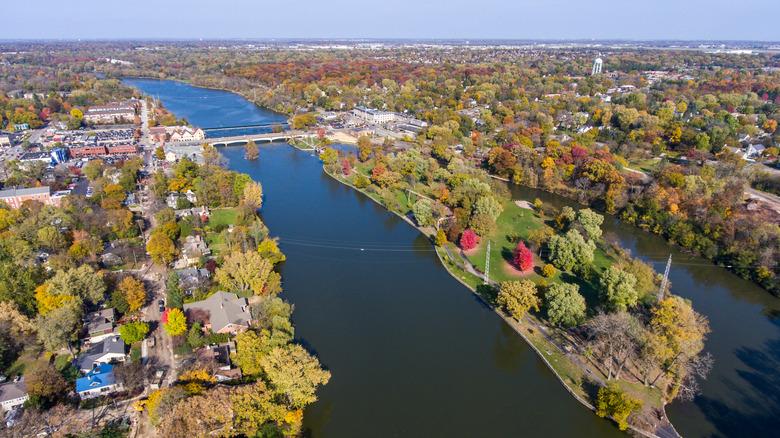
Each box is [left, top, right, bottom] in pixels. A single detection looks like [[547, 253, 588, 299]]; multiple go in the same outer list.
[[0, 186, 60, 209], [106, 144, 138, 155], [70, 146, 107, 158]]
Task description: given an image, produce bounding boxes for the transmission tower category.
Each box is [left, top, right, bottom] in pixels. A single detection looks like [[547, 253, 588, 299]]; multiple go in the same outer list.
[[658, 254, 672, 300], [484, 240, 491, 285]]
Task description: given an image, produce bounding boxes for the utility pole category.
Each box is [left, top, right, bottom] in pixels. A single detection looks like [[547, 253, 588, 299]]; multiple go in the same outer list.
[[658, 254, 672, 300], [484, 240, 491, 285]]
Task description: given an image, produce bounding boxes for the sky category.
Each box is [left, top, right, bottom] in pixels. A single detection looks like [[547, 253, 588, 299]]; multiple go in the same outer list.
[[1, 0, 778, 42]]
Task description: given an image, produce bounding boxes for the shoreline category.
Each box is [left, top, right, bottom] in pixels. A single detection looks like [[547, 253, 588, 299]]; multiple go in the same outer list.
[[119, 76, 291, 123], [319, 162, 675, 438]]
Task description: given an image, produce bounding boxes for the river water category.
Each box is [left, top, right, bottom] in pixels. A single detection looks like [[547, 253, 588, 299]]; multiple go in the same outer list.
[[125, 78, 780, 438]]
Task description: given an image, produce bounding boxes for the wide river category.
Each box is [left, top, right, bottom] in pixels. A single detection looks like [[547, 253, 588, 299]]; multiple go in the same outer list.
[[125, 78, 780, 438]]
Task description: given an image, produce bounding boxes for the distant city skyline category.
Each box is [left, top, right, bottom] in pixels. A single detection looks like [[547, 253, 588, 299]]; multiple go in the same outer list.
[[2, 0, 778, 42]]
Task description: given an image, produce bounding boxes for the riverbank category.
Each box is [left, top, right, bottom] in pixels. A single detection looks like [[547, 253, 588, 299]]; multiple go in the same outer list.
[[319, 163, 677, 438]]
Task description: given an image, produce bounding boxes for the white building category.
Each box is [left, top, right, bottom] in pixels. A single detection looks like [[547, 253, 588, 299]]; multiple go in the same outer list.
[[352, 106, 395, 124], [0, 377, 28, 412]]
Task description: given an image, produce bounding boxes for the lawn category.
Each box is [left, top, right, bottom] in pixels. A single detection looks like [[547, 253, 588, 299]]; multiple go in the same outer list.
[[130, 342, 142, 363], [463, 201, 555, 286], [628, 158, 662, 174], [5, 348, 48, 377], [209, 208, 237, 229]]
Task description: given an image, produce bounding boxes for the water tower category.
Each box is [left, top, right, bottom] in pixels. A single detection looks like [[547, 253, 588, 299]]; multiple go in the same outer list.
[[592, 57, 603, 75]]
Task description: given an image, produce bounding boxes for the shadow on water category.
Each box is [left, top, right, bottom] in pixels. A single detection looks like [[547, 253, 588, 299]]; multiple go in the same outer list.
[[493, 322, 526, 373]]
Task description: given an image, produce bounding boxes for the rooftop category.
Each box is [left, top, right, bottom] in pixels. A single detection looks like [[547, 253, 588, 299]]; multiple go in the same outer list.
[[76, 363, 116, 393], [0, 377, 27, 403], [0, 186, 50, 198], [183, 291, 251, 333]]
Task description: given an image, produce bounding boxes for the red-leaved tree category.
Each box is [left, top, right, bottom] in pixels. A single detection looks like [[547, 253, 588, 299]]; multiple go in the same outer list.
[[342, 157, 351, 175], [461, 229, 477, 251], [514, 242, 534, 271]]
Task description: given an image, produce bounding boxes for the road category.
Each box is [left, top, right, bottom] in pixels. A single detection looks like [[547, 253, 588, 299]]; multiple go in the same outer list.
[[745, 186, 780, 214]]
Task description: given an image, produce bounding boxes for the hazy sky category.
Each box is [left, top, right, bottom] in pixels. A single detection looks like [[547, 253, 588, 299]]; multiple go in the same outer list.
[[2, 0, 777, 41]]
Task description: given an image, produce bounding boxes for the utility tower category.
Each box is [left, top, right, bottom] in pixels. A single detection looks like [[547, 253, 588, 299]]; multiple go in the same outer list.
[[658, 254, 672, 300], [484, 241, 491, 285], [592, 57, 603, 75]]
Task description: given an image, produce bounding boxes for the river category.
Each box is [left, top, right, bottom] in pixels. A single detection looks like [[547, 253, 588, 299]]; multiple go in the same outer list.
[[125, 78, 780, 438]]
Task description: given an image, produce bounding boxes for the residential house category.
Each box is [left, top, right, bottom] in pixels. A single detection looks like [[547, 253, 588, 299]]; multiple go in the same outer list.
[[176, 267, 210, 294], [74, 334, 126, 373], [174, 205, 210, 220], [0, 377, 28, 412], [196, 343, 242, 382], [183, 291, 252, 335], [76, 363, 123, 399], [82, 308, 116, 343], [747, 144, 766, 157], [181, 235, 211, 266]]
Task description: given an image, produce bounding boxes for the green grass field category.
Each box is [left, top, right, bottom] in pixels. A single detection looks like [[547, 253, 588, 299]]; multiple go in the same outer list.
[[209, 208, 237, 228]]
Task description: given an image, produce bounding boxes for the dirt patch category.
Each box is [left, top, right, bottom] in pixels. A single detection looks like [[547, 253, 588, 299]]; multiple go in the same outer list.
[[462, 247, 479, 257], [503, 260, 535, 278], [515, 200, 535, 210]]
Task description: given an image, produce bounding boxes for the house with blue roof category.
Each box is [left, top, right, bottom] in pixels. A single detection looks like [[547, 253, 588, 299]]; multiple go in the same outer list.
[[76, 363, 123, 400]]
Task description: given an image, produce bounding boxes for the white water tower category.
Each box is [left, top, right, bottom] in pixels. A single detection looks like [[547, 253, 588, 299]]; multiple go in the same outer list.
[[592, 57, 603, 75]]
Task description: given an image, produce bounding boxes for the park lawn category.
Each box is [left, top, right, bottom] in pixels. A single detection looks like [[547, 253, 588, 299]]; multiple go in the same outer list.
[[435, 245, 483, 291], [629, 158, 662, 174], [464, 200, 553, 285], [209, 208, 237, 229]]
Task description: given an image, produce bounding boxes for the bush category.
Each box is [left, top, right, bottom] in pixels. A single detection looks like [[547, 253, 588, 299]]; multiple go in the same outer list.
[[542, 264, 557, 277]]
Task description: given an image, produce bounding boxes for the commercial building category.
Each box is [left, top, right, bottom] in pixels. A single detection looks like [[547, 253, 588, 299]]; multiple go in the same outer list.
[[352, 106, 395, 124]]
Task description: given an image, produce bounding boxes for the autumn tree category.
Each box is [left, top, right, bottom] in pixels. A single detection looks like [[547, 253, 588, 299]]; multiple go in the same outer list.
[[460, 229, 477, 250], [513, 242, 534, 271], [119, 276, 146, 312], [647, 296, 710, 387], [46, 265, 106, 305], [163, 308, 187, 337], [158, 387, 234, 438], [230, 381, 287, 436], [147, 232, 177, 265], [261, 344, 331, 409], [357, 135, 372, 162], [497, 280, 540, 321], [434, 229, 447, 246], [147, 387, 188, 426], [26, 365, 69, 408], [595, 384, 643, 431], [245, 140, 259, 160], [243, 180, 263, 209], [215, 251, 272, 295], [545, 283, 586, 327], [342, 157, 351, 175], [119, 321, 149, 344]]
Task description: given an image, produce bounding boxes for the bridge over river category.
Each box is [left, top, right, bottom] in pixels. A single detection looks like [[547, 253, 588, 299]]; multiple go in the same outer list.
[[169, 130, 317, 148]]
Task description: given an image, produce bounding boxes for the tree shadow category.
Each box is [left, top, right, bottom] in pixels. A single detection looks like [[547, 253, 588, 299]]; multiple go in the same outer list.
[[560, 272, 601, 312], [581, 377, 602, 405]]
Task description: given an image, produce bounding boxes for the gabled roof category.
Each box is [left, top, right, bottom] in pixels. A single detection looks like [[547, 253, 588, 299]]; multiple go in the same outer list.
[[76, 363, 116, 393], [183, 291, 251, 333], [84, 308, 115, 335], [73, 335, 126, 371], [0, 377, 27, 403]]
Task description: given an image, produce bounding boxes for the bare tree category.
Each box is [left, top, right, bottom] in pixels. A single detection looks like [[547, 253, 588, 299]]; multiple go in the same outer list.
[[588, 311, 640, 381]]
